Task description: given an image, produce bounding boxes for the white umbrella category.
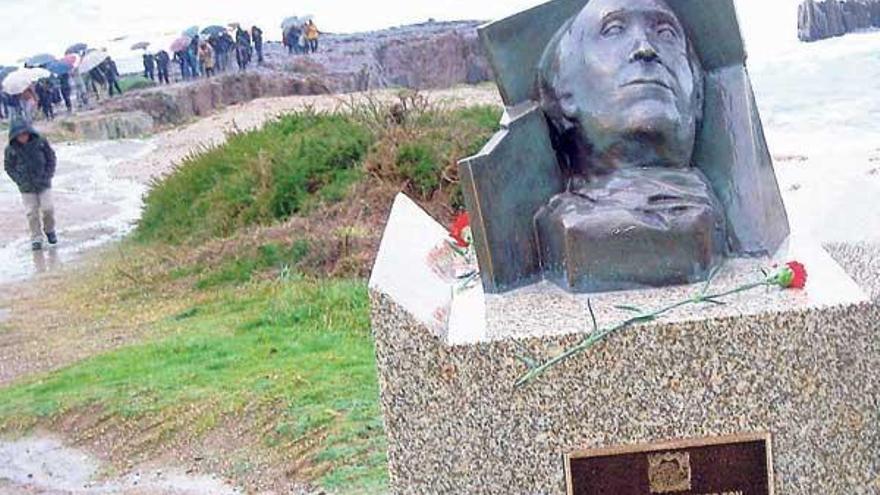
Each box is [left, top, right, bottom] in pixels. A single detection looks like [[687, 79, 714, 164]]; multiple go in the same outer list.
[[79, 50, 109, 73], [2, 67, 51, 95]]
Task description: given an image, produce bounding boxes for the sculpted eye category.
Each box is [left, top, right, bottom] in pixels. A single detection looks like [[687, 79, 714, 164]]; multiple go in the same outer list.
[[657, 23, 678, 39], [601, 21, 625, 37]]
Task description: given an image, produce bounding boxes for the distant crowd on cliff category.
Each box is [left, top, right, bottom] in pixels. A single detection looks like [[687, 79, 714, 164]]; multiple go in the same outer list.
[[0, 17, 322, 124]]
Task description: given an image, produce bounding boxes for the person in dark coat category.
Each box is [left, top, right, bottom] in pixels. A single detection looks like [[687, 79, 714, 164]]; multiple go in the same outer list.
[[235, 27, 252, 70], [88, 65, 106, 100], [59, 73, 72, 113], [35, 79, 54, 121], [173, 50, 189, 80], [221, 32, 234, 71], [143, 52, 156, 81], [251, 26, 264, 64], [0, 92, 7, 120], [103, 59, 122, 96], [4, 119, 58, 250], [156, 50, 171, 84]]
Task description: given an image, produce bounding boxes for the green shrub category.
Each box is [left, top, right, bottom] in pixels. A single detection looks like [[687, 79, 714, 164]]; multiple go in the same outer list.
[[137, 113, 372, 244]]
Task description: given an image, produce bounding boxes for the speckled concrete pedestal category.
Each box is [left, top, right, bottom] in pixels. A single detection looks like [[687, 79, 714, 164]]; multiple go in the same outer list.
[[369, 194, 880, 494]]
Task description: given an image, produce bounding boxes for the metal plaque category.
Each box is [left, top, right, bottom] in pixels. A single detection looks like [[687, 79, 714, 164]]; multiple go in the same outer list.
[[566, 433, 773, 495]]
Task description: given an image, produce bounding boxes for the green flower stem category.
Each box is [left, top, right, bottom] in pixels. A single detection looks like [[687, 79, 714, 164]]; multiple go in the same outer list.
[[514, 280, 774, 388]]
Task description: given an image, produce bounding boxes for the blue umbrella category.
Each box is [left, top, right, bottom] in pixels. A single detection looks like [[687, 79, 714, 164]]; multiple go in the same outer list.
[[24, 53, 56, 68], [65, 43, 88, 55], [182, 25, 200, 38], [46, 60, 72, 76], [201, 25, 226, 37]]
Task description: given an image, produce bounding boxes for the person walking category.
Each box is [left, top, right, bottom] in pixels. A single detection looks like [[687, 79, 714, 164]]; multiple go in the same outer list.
[[173, 50, 190, 80], [251, 25, 264, 64], [59, 73, 73, 113], [103, 59, 122, 96], [187, 36, 201, 78], [156, 50, 171, 84], [306, 20, 320, 54], [235, 26, 252, 70], [198, 42, 215, 77], [143, 52, 156, 81], [35, 81, 54, 121], [73, 71, 89, 109], [4, 119, 58, 251], [218, 31, 234, 71]]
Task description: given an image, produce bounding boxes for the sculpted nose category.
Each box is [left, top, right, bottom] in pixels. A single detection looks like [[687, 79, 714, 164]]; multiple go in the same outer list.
[[630, 40, 659, 63]]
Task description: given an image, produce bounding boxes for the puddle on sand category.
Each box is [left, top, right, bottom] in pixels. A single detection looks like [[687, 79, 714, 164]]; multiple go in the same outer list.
[[0, 139, 153, 285], [0, 436, 241, 494]]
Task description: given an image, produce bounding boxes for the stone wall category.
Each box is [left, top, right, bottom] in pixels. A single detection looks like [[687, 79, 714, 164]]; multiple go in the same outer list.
[[798, 0, 880, 42]]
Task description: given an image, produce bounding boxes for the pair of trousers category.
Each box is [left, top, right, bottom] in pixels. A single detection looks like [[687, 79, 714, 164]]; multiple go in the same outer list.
[[21, 190, 55, 243]]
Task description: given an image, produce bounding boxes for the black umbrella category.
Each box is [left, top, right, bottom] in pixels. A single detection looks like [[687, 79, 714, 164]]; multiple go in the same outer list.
[[65, 43, 88, 55], [131, 41, 151, 50], [24, 53, 56, 68], [201, 25, 226, 37]]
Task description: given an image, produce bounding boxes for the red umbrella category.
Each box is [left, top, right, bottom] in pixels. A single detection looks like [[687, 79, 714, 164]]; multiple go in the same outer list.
[[170, 36, 192, 53], [62, 54, 79, 68]]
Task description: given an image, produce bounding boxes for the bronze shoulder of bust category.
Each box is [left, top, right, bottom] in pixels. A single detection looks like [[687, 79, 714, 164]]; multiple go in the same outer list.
[[533, 0, 726, 292]]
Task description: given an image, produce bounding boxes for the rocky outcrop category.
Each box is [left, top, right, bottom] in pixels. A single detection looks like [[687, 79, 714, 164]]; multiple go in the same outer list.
[[55, 111, 154, 141], [264, 21, 491, 92], [87, 21, 492, 133], [102, 71, 330, 126], [799, 0, 880, 42]]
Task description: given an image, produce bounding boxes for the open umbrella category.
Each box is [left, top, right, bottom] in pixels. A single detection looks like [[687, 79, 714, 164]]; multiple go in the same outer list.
[[46, 60, 72, 76], [182, 26, 200, 38], [131, 41, 150, 50], [62, 54, 80, 68], [79, 50, 109, 73], [227, 22, 240, 29], [201, 25, 226, 37], [0, 66, 17, 84], [3, 67, 51, 95], [65, 43, 87, 55], [24, 53, 56, 68], [170, 35, 192, 53]]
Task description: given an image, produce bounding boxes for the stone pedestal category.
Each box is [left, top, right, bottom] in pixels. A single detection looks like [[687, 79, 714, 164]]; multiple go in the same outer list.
[[369, 194, 879, 494]]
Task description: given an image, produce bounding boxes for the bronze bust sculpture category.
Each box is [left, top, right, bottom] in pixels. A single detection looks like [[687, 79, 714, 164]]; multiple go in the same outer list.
[[534, 0, 725, 292], [459, 0, 789, 294]]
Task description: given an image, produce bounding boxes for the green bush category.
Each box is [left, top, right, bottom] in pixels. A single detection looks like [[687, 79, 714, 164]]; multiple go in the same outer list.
[[137, 113, 372, 244]]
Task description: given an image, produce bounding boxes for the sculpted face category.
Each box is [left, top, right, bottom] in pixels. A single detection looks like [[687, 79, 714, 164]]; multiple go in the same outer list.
[[542, 0, 702, 171]]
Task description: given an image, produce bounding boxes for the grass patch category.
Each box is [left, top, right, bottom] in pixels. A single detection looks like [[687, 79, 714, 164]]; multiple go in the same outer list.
[[138, 112, 372, 245], [0, 277, 387, 493], [118, 75, 157, 93]]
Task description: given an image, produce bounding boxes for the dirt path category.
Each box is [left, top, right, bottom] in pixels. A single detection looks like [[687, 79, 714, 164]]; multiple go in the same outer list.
[[0, 436, 241, 495]]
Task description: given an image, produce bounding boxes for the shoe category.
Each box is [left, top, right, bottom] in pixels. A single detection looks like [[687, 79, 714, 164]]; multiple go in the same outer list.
[[31, 241, 43, 251], [46, 232, 57, 245]]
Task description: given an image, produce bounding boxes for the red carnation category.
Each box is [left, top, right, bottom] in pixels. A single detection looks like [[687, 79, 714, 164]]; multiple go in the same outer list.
[[450, 212, 471, 248], [771, 260, 808, 289], [785, 261, 808, 289]]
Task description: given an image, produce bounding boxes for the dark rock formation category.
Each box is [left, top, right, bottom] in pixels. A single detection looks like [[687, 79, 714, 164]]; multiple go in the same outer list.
[[799, 0, 880, 42]]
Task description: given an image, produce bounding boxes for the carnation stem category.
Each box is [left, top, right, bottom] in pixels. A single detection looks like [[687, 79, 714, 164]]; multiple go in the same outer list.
[[514, 280, 773, 388]]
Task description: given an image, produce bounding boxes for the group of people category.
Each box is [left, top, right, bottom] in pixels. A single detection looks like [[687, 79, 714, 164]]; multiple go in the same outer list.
[[0, 54, 125, 125], [143, 25, 266, 84], [283, 20, 321, 55]]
